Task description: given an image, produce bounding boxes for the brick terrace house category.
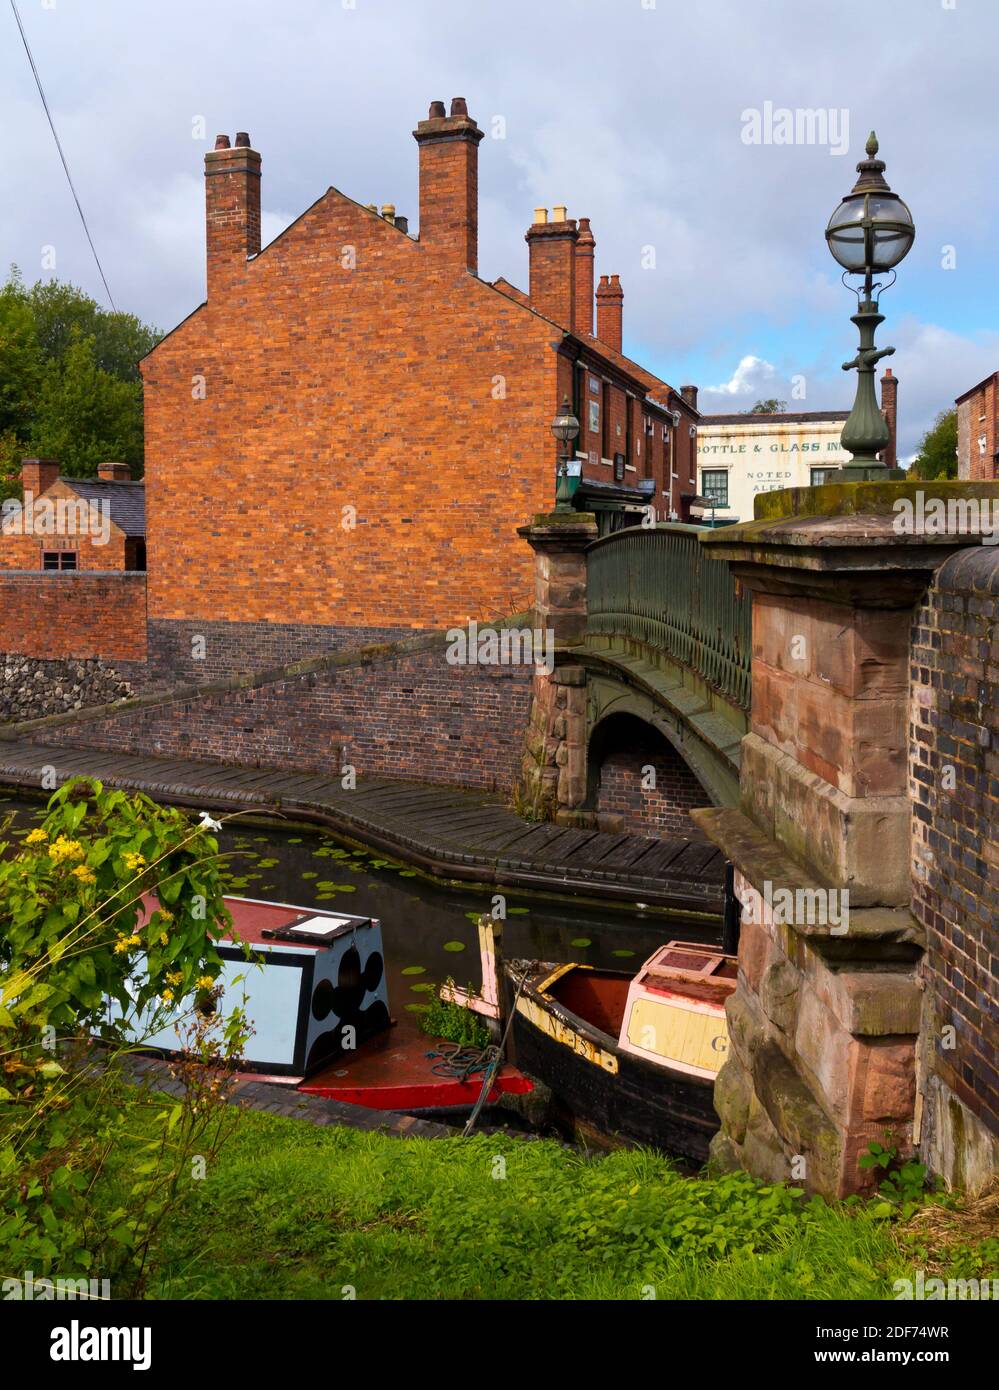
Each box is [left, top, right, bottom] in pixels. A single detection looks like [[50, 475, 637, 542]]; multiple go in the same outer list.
[[956, 371, 999, 480], [140, 98, 700, 680], [0, 458, 146, 572]]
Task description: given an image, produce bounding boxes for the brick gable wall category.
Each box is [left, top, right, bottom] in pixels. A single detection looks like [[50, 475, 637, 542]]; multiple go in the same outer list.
[[141, 191, 559, 666]]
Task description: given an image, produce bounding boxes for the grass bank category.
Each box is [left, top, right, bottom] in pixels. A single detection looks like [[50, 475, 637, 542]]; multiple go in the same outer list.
[[130, 1104, 992, 1301]]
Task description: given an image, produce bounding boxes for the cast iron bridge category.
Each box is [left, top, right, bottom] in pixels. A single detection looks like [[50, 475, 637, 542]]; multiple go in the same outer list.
[[577, 523, 751, 808]]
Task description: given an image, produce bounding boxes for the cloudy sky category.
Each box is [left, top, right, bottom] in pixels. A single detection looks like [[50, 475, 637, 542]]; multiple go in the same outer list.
[[3, 0, 997, 457]]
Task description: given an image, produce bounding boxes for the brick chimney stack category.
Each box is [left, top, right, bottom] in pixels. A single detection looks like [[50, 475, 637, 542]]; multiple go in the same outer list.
[[205, 132, 261, 297], [97, 462, 132, 482], [413, 98, 485, 273], [20, 457, 60, 497], [880, 367, 898, 469], [573, 217, 596, 336], [526, 207, 578, 327], [595, 274, 623, 353], [680, 384, 699, 411]]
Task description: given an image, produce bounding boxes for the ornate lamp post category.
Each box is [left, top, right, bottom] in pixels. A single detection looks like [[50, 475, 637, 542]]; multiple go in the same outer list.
[[551, 394, 581, 510], [825, 132, 914, 480]]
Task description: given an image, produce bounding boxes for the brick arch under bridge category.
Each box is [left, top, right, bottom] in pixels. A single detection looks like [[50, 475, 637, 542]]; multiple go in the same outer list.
[[518, 520, 750, 825], [583, 663, 741, 825]]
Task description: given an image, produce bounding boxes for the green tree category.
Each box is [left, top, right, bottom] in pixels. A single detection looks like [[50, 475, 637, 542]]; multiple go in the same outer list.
[[27, 278, 158, 383], [0, 266, 158, 482], [31, 334, 144, 475], [745, 399, 787, 414], [908, 408, 958, 480]]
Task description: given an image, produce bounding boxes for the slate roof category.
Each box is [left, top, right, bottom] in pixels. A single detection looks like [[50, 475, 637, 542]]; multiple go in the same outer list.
[[62, 479, 146, 537]]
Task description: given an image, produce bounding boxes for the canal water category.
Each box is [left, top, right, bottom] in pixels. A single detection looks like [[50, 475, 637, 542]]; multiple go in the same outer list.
[[0, 791, 719, 1067]]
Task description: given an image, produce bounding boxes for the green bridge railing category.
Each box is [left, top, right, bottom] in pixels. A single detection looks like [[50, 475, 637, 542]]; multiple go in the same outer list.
[[585, 523, 752, 711]]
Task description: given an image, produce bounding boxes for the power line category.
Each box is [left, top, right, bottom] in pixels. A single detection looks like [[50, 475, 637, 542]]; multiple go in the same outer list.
[[9, 0, 117, 311]]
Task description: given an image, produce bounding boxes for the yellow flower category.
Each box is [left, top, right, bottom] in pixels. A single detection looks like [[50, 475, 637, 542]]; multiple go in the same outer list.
[[195, 975, 215, 991], [50, 836, 85, 864], [160, 989, 174, 1004], [158, 910, 174, 924], [25, 828, 48, 845], [159, 933, 169, 947], [114, 939, 129, 954], [123, 852, 147, 872], [165, 970, 183, 987], [71, 865, 96, 885], [127, 934, 141, 947]]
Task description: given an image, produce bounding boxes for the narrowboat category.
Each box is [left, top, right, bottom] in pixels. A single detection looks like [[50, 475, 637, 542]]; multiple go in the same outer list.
[[503, 942, 737, 1163], [123, 894, 531, 1114]]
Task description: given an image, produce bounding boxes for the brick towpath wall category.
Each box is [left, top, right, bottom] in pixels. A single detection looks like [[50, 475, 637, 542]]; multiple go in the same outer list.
[[30, 628, 533, 794]]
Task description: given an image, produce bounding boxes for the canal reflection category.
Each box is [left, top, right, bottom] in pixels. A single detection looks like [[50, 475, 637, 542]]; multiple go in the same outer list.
[[1, 793, 719, 1050]]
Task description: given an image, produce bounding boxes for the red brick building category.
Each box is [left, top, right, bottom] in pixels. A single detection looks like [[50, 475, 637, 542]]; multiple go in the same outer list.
[[956, 371, 999, 480], [0, 459, 145, 572], [140, 98, 699, 679]]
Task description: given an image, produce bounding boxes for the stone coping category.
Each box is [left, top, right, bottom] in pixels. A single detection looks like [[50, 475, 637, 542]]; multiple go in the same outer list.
[[691, 806, 924, 952], [749, 478, 999, 525]]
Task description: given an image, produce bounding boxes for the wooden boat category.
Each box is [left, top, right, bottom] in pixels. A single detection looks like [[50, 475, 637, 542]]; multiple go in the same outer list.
[[503, 942, 737, 1163], [126, 894, 530, 1114]]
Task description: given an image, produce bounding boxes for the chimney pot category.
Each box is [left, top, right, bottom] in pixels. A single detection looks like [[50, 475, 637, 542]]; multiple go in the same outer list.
[[533, 207, 548, 225], [680, 384, 699, 411], [552, 204, 567, 223], [381, 203, 396, 222], [97, 461, 132, 482], [413, 99, 484, 271], [573, 216, 596, 336], [20, 456, 60, 497], [596, 274, 624, 352], [205, 133, 261, 295], [879, 367, 898, 468]]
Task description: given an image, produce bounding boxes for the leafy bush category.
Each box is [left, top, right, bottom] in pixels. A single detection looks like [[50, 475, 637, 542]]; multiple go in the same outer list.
[[417, 985, 491, 1050], [0, 778, 246, 1295]]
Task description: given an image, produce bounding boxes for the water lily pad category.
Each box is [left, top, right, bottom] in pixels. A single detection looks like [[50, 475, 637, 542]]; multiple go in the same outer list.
[[409, 982, 435, 993], [404, 1003, 429, 1013], [398, 870, 418, 878], [401, 966, 426, 976], [257, 858, 278, 869], [443, 941, 466, 952], [506, 906, 530, 915], [287, 837, 303, 844], [611, 948, 636, 958], [301, 872, 318, 880], [570, 937, 592, 949]]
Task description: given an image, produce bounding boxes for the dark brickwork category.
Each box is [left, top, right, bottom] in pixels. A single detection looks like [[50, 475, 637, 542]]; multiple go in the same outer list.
[[596, 743, 710, 839], [41, 636, 534, 793], [147, 619, 414, 683], [910, 545, 999, 1142]]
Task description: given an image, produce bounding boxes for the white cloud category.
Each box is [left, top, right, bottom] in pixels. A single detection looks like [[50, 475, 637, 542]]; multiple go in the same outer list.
[[705, 355, 778, 398]]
